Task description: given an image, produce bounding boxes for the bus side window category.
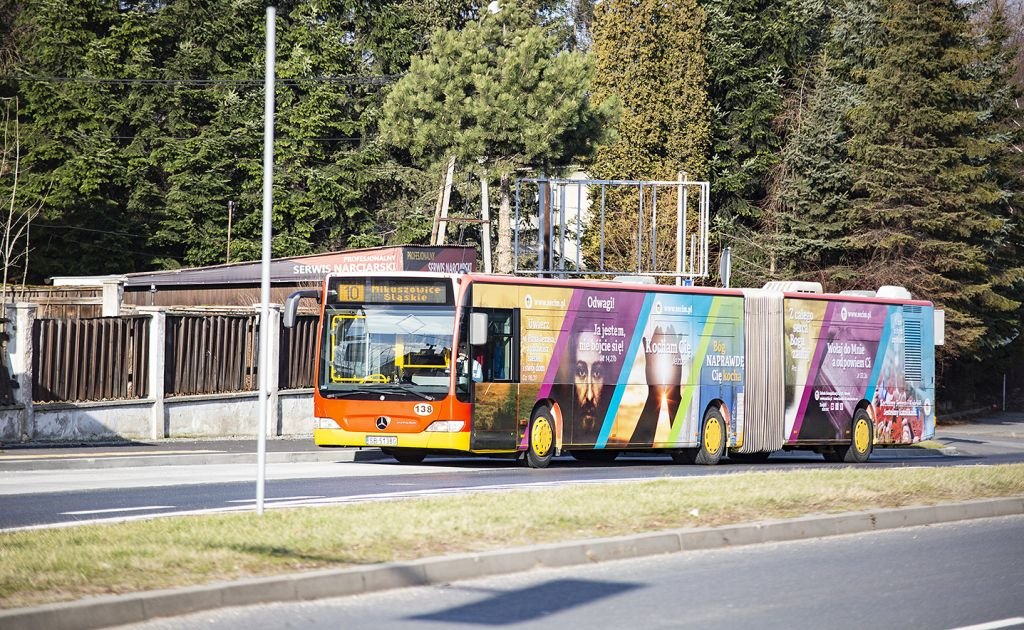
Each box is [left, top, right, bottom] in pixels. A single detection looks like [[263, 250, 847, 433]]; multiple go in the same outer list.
[[484, 309, 515, 382]]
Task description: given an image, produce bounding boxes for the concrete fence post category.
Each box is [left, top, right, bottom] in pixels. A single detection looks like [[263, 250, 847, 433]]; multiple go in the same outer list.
[[258, 305, 282, 437], [137, 307, 166, 440], [9, 303, 37, 441], [101, 280, 124, 317]]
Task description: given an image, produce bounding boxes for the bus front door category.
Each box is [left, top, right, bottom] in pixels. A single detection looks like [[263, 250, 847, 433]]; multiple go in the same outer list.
[[470, 309, 519, 451]]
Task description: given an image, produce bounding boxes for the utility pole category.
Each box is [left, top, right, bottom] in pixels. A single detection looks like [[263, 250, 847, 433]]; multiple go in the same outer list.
[[479, 164, 492, 273], [227, 200, 234, 264], [256, 4, 276, 516]]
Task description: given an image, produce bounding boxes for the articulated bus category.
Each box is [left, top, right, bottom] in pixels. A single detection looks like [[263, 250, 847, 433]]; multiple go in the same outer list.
[[284, 273, 942, 468]]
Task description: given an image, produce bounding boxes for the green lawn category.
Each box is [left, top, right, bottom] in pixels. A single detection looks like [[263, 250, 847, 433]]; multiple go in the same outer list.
[[2, 464, 1022, 610]]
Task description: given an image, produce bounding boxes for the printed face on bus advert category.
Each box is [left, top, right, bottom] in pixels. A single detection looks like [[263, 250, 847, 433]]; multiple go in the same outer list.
[[574, 330, 607, 434]]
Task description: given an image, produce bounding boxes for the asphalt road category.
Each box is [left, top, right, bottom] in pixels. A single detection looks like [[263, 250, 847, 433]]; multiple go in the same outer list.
[[1, 413, 1021, 531], [126, 514, 1024, 630], [3, 449, 1023, 531]]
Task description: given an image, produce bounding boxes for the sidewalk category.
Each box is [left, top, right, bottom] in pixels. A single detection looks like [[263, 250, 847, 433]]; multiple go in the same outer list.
[[934, 411, 1024, 457], [0, 437, 385, 471]]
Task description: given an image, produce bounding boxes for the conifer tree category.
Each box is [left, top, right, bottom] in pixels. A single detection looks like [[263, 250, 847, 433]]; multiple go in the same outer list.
[[846, 0, 1019, 358], [9, 0, 158, 278], [380, 3, 615, 273], [703, 0, 829, 222], [3, 0, 479, 278], [586, 0, 709, 275], [971, 1, 1024, 357], [737, 1, 883, 287]]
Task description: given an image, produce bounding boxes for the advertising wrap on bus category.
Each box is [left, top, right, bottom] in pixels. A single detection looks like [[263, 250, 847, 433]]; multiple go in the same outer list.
[[472, 283, 746, 452], [783, 299, 935, 445], [299, 272, 937, 467]]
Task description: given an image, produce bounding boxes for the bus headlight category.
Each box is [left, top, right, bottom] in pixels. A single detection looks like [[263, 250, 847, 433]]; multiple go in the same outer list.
[[315, 418, 339, 429], [425, 421, 465, 432]]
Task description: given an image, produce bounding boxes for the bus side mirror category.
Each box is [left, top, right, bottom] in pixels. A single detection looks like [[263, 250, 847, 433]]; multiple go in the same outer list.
[[469, 312, 488, 346], [284, 289, 320, 328]]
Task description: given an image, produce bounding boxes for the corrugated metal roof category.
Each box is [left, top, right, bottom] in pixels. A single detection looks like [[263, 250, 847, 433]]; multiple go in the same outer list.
[[120, 246, 476, 287]]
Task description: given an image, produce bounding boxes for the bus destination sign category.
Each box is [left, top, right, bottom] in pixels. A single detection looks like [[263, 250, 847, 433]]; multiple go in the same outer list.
[[330, 278, 450, 305]]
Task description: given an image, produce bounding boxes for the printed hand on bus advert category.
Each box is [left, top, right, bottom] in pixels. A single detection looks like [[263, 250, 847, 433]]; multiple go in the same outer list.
[[628, 326, 684, 445], [644, 326, 683, 397]]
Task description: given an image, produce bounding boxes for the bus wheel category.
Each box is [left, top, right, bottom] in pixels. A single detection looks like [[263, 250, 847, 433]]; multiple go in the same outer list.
[[526, 410, 555, 469], [694, 407, 726, 465], [836, 409, 873, 463], [569, 449, 619, 463], [383, 448, 426, 464]]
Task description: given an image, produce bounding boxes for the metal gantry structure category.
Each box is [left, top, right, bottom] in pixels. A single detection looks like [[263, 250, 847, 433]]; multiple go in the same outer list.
[[513, 176, 711, 285]]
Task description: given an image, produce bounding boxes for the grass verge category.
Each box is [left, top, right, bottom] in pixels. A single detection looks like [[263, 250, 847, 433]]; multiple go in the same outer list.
[[2, 464, 1023, 610]]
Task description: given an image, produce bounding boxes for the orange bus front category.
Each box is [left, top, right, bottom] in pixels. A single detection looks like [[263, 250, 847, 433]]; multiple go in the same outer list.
[[311, 275, 477, 456]]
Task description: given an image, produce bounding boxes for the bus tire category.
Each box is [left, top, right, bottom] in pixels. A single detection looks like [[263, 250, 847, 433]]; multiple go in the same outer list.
[[383, 448, 427, 464], [525, 409, 555, 469], [693, 407, 726, 466], [569, 449, 619, 463], [837, 409, 873, 463]]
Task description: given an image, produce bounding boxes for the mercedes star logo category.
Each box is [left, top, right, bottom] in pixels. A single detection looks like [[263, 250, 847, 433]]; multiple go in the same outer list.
[[375, 416, 390, 430]]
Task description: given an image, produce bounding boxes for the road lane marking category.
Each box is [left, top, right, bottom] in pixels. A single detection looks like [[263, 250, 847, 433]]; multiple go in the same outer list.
[[225, 496, 325, 503], [0, 450, 222, 461], [949, 618, 1024, 630], [62, 506, 175, 515]]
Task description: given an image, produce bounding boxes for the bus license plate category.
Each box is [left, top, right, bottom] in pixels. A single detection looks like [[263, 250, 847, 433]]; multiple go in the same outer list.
[[366, 436, 397, 446]]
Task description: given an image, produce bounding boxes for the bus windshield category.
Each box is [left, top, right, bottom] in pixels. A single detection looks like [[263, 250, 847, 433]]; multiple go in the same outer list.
[[319, 305, 455, 400]]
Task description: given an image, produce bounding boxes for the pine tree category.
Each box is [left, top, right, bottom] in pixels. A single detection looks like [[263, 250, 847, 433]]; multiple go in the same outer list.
[[971, 1, 1024, 360], [10, 0, 160, 279], [703, 0, 830, 223], [380, 3, 615, 273], [846, 0, 1019, 358], [586, 0, 710, 276], [738, 1, 883, 287], [5, 0, 474, 277]]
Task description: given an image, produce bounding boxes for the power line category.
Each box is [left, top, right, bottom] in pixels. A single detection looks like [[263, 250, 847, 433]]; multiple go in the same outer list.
[[0, 74, 402, 87], [38, 223, 151, 239], [38, 233, 186, 262]]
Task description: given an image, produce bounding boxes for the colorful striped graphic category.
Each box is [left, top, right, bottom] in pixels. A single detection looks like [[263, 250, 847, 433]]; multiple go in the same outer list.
[[477, 281, 934, 453], [511, 286, 745, 450]]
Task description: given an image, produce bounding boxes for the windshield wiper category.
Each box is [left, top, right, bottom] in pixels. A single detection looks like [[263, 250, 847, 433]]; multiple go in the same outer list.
[[320, 385, 437, 401], [318, 388, 375, 399], [375, 385, 435, 401]]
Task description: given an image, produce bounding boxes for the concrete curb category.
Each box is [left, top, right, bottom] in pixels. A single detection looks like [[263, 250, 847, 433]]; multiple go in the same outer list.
[[2, 496, 1021, 630], [891, 445, 960, 457]]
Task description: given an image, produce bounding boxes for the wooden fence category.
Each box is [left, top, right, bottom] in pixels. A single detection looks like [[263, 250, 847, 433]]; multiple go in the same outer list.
[[4, 286, 104, 319], [32, 316, 150, 403], [30, 311, 319, 404], [164, 313, 259, 396], [280, 315, 317, 390]]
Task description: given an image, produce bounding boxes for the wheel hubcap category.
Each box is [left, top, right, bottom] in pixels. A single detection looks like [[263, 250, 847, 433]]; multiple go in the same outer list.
[[704, 417, 722, 453], [854, 418, 870, 453], [532, 418, 553, 457]]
